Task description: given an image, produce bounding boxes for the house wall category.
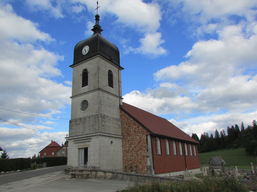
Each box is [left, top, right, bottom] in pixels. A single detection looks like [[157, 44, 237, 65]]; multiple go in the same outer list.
[[120, 109, 149, 174], [151, 137, 200, 175], [40, 146, 61, 158], [56, 147, 68, 157]]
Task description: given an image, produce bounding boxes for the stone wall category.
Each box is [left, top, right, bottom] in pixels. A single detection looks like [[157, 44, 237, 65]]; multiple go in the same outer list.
[[70, 168, 185, 183], [120, 109, 149, 174]]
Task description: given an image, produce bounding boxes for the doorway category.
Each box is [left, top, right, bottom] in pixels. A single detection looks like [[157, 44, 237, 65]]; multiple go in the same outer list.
[[79, 148, 88, 167]]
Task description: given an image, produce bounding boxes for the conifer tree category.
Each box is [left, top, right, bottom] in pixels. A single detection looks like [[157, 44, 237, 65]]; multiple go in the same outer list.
[[1, 149, 9, 159], [241, 122, 245, 132]]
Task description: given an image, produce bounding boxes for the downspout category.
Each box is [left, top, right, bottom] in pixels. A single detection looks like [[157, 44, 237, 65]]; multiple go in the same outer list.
[[150, 135, 155, 175]]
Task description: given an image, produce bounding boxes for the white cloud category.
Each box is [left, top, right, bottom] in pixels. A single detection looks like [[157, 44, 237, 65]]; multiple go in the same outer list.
[[123, 89, 196, 115], [64, 81, 72, 86], [131, 32, 167, 57], [25, 0, 64, 18], [84, 21, 94, 36], [180, 0, 257, 23], [105, 0, 161, 33], [72, 4, 84, 13], [0, 4, 53, 42], [155, 23, 257, 87]]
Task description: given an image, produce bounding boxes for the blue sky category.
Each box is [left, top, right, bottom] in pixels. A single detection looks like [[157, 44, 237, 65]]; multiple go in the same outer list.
[[0, 0, 257, 158]]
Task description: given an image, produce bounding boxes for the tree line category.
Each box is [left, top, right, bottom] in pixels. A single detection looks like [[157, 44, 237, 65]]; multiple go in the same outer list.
[[192, 120, 257, 155]]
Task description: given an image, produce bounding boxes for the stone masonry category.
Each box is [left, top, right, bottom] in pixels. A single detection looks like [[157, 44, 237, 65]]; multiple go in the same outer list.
[[120, 109, 149, 174]]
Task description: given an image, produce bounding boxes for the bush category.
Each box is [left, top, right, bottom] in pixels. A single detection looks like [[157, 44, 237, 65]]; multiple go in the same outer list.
[[0, 158, 31, 172], [117, 177, 248, 192], [31, 163, 38, 170], [31, 157, 67, 167], [0, 157, 67, 172]]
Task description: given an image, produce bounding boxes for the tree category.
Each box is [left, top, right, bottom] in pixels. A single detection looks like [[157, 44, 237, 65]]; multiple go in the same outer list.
[[235, 124, 240, 138], [214, 129, 221, 149], [191, 133, 199, 142], [241, 122, 245, 132], [245, 140, 257, 155], [220, 130, 227, 149], [1, 149, 9, 159]]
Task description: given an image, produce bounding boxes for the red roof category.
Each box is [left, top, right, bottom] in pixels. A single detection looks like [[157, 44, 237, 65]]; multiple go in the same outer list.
[[121, 102, 198, 144], [39, 141, 61, 153]]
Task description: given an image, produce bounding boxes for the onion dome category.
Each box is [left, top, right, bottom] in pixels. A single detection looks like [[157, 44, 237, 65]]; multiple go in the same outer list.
[[72, 14, 120, 66]]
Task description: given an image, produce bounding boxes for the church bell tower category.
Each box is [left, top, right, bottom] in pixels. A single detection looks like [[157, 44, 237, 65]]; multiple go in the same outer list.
[[67, 13, 123, 170]]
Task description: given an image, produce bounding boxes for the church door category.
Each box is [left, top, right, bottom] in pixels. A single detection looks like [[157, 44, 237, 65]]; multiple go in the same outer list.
[[78, 148, 88, 167]]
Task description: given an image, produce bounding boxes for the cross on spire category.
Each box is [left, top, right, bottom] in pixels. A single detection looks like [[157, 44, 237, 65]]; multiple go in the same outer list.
[[95, 1, 100, 15]]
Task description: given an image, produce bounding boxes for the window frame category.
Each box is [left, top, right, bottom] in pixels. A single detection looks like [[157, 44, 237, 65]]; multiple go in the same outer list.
[[173, 140, 177, 156], [184, 143, 188, 156], [82, 69, 88, 87], [108, 70, 113, 88], [179, 142, 183, 156], [189, 144, 192, 156], [156, 137, 161, 155], [193, 145, 197, 156], [165, 139, 170, 155]]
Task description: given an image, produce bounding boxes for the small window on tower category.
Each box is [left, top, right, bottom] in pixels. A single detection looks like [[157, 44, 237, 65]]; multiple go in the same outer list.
[[108, 70, 113, 88], [82, 69, 88, 87]]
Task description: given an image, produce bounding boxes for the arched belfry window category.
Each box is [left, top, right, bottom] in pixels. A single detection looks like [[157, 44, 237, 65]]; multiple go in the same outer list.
[[108, 70, 113, 88], [82, 69, 88, 87]]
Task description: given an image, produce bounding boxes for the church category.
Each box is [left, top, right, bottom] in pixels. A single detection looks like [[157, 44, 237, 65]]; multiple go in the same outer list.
[[67, 13, 200, 176]]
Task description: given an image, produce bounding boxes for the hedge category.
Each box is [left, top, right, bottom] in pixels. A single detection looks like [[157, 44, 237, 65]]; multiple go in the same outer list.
[[0, 157, 67, 172]]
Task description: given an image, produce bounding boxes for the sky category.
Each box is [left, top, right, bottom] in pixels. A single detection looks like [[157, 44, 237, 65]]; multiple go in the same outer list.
[[0, 0, 257, 158]]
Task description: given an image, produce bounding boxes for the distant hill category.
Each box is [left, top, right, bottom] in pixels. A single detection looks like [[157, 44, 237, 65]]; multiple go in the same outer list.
[[198, 148, 257, 169]]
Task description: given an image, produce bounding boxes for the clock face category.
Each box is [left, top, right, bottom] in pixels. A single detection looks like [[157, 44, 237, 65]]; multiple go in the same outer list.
[[81, 100, 88, 111], [82, 45, 90, 55]]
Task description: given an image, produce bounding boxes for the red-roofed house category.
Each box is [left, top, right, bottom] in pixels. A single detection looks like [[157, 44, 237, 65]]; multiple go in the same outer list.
[[120, 102, 200, 176], [39, 141, 62, 158]]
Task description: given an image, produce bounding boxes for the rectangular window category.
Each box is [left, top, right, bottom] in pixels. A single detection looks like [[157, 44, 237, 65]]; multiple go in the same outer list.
[[44, 152, 46, 155], [189, 144, 192, 156], [173, 141, 177, 155], [52, 152, 54, 155], [156, 137, 161, 155], [194, 145, 197, 156], [184, 143, 188, 156], [179, 142, 183, 156], [165, 139, 170, 155]]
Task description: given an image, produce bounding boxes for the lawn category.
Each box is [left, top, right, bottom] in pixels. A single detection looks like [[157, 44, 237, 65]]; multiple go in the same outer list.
[[199, 147, 257, 169]]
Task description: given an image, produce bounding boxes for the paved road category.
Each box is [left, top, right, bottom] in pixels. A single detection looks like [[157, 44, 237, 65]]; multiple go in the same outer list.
[[0, 165, 67, 185], [0, 166, 133, 192]]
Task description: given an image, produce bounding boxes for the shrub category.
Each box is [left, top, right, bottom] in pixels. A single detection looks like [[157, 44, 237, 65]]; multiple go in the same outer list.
[[117, 177, 248, 192], [0, 157, 67, 172], [0, 158, 31, 172], [31, 163, 38, 170], [31, 157, 67, 167]]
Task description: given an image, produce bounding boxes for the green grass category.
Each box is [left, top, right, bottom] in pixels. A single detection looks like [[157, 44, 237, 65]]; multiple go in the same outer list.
[[199, 147, 257, 169]]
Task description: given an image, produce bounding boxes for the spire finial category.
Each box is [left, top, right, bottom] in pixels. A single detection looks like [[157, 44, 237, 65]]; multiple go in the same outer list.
[[95, 1, 100, 15], [91, 2, 103, 35]]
